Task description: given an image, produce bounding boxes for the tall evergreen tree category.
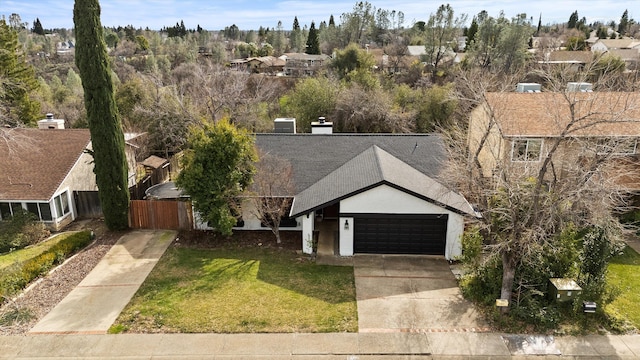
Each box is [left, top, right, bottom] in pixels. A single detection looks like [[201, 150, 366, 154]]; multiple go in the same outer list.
[[73, 0, 130, 230], [306, 21, 320, 54], [618, 10, 629, 36], [568, 11, 579, 29], [329, 15, 336, 27], [290, 16, 304, 51], [32, 18, 44, 35], [465, 16, 478, 50], [0, 19, 40, 126]]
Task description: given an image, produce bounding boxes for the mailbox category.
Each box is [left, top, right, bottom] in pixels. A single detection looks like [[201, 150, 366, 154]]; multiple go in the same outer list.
[[583, 301, 597, 313], [548, 278, 582, 302]]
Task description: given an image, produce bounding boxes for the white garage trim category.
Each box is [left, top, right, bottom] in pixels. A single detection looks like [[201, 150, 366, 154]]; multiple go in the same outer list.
[[340, 184, 464, 259]]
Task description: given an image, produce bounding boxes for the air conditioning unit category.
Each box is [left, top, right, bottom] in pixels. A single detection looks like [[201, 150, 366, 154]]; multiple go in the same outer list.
[[516, 83, 542, 93], [567, 82, 593, 92], [273, 118, 296, 134]]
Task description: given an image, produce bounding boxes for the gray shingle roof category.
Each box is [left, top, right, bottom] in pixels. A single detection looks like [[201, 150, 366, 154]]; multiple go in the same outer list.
[[289, 145, 475, 218], [254, 133, 446, 193]]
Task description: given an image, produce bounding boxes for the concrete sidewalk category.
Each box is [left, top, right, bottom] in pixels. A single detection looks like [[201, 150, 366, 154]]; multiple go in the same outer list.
[[1, 332, 639, 359], [28, 230, 177, 335]]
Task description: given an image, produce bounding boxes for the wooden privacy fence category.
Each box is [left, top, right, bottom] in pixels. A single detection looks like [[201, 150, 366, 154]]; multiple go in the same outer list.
[[129, 200, 193, 230]]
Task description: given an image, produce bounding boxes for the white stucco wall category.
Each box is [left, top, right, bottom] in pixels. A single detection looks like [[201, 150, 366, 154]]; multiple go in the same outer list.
[[56, 147, 98, 224], [193, 200, 303, 233], [301, 211, 315, 254], [58, 150, 98, 193], [591, 42, 607, 52], [340, 184, 464, 259]]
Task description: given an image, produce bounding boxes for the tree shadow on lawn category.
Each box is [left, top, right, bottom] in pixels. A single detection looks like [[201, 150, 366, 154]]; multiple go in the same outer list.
[[173, 230, 356, 304]]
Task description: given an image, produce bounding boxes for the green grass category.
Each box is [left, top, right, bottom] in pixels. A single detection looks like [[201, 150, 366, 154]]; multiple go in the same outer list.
[[111, 246, 358, 333], [0, 233, 70, 270], [606, 245, 640, 330]]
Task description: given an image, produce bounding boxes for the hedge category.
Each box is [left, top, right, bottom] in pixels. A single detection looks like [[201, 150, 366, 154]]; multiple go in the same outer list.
[[0, 231, 92, 301]]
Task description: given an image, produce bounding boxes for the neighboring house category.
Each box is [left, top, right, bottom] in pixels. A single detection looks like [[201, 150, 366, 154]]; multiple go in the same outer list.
[[223, 130, 478, 260], [282, 53, 330, 77], [229, 58, 249, 72], [246, 56, 286, 74], [468, 87, 640, 188], [591, 39, 640, 52], [539, 50, 593, 71], [0, 118, 147, 230], [407, 45, 427, 57], [0, 128, 95, 230], [606, 48, 640, 70]]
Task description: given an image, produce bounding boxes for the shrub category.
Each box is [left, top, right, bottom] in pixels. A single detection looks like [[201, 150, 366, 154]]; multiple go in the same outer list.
[[458, 226, 483, 268], [0, 231, 92, 301], [0, 210, 49, 253]]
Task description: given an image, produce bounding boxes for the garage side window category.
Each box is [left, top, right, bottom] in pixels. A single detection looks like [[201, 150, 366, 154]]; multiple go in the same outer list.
[[512, 139, 542, 162]]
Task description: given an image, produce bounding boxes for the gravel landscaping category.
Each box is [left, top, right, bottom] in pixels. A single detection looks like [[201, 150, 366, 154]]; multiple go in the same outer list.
[[0, 219, 122, 335]]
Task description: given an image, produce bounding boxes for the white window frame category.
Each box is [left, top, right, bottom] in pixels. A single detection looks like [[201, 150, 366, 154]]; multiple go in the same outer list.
[[51, 189, 71, 219], [511, 138, 543, 162], [0, 201, 53, 222]]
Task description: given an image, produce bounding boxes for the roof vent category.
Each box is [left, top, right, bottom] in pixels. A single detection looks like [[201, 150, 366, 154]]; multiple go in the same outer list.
[[567, 82, 593, 92], [274, 118, 296, 134], [516, 83, 541, 93], [37, 113, 65, 129], [311, 116, 333, 134]]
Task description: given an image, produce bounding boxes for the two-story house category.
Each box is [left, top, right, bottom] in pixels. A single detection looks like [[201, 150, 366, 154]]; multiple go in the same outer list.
[[282, 53, 330, 77], [468, 83, 640, 189]]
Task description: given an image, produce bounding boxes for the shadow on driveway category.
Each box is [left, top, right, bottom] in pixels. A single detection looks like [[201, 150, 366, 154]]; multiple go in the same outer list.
[[354, 254, 489, 333]]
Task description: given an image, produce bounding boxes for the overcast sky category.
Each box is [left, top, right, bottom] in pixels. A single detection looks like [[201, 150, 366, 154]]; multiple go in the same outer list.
[[1, 1, 637, 31]]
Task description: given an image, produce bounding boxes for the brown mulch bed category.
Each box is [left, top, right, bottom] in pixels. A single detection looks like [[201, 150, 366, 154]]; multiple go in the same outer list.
[[174, 230, 302, 252]]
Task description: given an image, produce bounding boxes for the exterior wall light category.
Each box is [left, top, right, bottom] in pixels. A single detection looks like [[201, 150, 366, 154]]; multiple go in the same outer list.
[[344, 219, 349, 230]]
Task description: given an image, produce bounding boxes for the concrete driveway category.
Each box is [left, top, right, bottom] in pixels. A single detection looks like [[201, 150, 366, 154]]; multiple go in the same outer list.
[[354, 255, 488, 333], [28, 230, 177, 335]]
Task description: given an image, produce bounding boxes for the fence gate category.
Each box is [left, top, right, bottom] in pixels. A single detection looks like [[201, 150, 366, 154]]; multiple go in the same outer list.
[[129, 200, 193, 230]]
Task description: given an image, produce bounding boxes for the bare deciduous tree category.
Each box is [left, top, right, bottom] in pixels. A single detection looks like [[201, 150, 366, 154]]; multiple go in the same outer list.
[[444, 66, 639, 312], [248, 150, 295, 244]]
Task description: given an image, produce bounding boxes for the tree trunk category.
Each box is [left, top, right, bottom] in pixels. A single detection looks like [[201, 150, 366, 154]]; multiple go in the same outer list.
[[500, 251, 517, 314], [274, 226, 281, 244]]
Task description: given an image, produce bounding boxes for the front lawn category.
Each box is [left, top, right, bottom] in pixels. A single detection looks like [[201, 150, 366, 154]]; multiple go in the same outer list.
[[111, 245, 358, 333], [606, 245, 640, 330]]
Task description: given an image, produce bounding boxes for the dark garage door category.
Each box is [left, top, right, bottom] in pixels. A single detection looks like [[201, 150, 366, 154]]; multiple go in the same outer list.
[[353, 214, 447, 255]]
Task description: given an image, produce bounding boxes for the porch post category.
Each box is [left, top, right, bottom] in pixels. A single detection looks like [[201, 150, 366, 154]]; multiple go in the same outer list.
[[301, 211, 315, 254], [339, 216, 354, 256]]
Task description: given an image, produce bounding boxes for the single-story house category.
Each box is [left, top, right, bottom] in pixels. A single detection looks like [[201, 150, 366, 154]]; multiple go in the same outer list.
[[591, 38, 640, 53], [234, 132, 478, 260], [0, 128, 95, 230], [0, 118, 145, 230]]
